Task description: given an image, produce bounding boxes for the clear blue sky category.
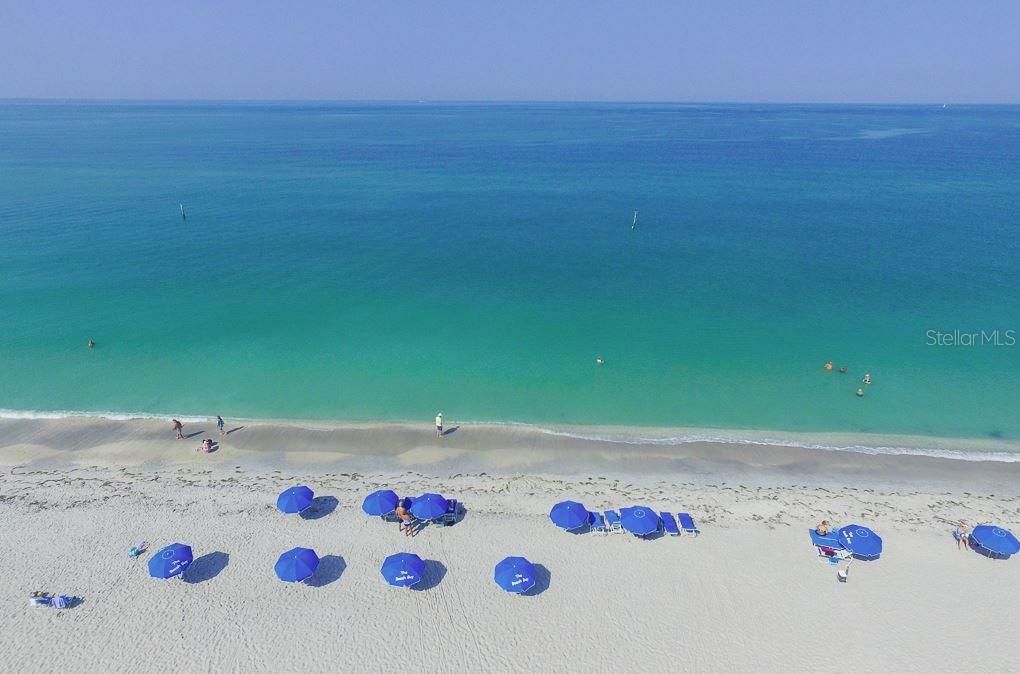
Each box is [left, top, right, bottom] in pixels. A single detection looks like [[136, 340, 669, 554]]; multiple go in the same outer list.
[[3, 1, 1018, 102]]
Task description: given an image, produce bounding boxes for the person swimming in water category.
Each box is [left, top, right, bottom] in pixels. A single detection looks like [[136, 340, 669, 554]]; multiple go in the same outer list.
[[88, 339, 95, 349], [839, 367, 846, 374], [863, 373, 872, 384], [856, 388, 864, 397], [596, 356, 604, 366], [823, 361, 833, 371]]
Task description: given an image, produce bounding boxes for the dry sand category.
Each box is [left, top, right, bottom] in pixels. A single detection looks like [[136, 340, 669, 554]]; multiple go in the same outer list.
[[1, 417, 1018, 672]]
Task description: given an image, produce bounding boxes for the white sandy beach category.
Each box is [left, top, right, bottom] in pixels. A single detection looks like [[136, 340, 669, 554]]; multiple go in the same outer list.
[[1, 417, 1018, 672]]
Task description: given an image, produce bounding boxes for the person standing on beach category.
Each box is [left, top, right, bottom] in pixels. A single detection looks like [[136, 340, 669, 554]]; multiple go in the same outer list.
[[172, 419, 184, 440], [435, 412, 443, 438], [216, 415, 225, 436]]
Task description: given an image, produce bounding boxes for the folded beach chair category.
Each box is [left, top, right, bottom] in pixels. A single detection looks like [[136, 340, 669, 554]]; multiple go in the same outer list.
[[660, 512, 681, 536], [589, 511, 608, 535], [605, 510, 623, 532], [436, 499, 459, 526], [677, 513, 700, 536]]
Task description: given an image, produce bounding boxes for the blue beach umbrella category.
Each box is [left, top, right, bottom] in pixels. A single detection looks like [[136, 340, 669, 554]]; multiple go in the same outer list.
[[494, 556, 537, 594], [277, 486, 314, 514], [275, 547, 320, 582], [148, 543, 193, 579], [970, 525, 1020, 559], [410, 493, 449, 521], [620, 506, 662, 537], [380, 553, 426, 587], [362, 490, 400, 517], [838, 525, 883, 560], [549, 501, 590, 530]]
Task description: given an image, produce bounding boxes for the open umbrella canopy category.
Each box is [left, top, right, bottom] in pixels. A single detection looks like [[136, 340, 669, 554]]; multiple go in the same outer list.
[[620, 506, 662, 536], [409, 493, 449, 521], [277, 486, 314, 514], [970, 525, 1020, 559], [275, 547, 320, 582], [148, 543, 193, 579], [838, 525, 883, 560], [494, 556, 537, 594], [380, 553, 426, 587], [362, 490, 400, 517], [549, 501, 590, 530]]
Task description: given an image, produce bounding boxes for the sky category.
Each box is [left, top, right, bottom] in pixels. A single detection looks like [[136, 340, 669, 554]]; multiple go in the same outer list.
[[2, 1, 1018, 103]]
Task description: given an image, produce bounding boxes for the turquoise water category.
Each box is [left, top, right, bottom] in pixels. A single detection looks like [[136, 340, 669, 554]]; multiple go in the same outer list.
[[1, 102, 1019, 443]]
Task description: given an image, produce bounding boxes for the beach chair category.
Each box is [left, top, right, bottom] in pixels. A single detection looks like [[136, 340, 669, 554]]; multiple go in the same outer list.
[[809, 529, 850, 562], [678, 513, 700, 536], [604, 510, 622, 533], [589, 511, 608, 535], [660, 512, 681, 536], [435, 499, 459, 526]]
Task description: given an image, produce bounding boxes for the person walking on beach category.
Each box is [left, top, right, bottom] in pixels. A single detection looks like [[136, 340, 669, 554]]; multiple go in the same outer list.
[[172, 419, 184, 440], [435, 412, 443, 438], [216, 415, 225, 436]]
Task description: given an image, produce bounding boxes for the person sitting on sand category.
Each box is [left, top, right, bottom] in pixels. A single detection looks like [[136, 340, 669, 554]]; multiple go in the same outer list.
[[954, 523, 970, 551], [197, 438, 214, 453], [816, 520, 831, 536], [395, 503, 414, 536], [824, 361, 833, 371], [172, 419, 184, 440]]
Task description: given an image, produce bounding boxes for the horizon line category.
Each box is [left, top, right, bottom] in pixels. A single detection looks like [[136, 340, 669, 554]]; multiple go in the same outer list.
[[1, 97, 1017, 107]]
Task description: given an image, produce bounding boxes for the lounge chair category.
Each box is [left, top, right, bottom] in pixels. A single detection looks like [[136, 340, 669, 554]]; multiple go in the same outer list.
[[435, 499, 459, 527], [660, 512, 681, 536], [605, 510, 622, 532], [809, 528, 850, 561], [678, 512, 700, 536], [589, 511, 608, 535]]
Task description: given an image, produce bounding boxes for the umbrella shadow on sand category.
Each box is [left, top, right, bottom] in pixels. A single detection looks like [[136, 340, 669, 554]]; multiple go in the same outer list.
[[306, 555, 346, 587], [411, 560, 447, 591], [183, 552, 230, 584], [525, 564, 551, 596], [300, 496, 339, 520]]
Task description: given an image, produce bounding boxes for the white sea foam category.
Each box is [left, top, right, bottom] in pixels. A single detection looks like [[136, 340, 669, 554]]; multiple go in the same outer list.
[[528, 426, 1020, 463], [0, 408, 208, 423]]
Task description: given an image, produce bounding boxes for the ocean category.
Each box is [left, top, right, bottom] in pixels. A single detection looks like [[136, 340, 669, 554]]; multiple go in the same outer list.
[[1, 102, 1018, 450]]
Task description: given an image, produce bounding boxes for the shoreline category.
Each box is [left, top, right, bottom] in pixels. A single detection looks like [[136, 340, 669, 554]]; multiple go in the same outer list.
[[3, 416, 1020, 496], [2, 407, 1019, 463]]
